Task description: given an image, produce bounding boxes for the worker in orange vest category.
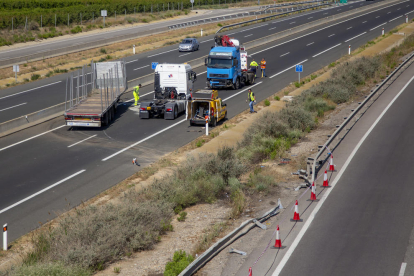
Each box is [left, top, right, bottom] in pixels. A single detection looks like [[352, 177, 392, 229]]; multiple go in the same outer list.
[[260, 58, 266, 78]]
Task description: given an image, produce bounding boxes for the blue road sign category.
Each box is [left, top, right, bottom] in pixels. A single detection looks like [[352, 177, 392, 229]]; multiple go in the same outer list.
[[151, 62, 158, 70], [295, 65, 303, 72]]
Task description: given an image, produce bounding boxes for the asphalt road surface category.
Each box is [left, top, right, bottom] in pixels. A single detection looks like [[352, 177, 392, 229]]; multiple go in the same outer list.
[[0, 0, 394, 124], [1, 0, 413, 246]]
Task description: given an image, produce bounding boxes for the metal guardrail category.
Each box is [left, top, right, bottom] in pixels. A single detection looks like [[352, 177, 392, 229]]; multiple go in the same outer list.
[[215, 2, 330, 33], [261, 0, 325, 11], [309, 51, 414, 183], [168, 1, 330, 30]]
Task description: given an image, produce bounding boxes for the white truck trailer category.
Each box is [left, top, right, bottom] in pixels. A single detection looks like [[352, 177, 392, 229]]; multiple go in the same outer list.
[[139, 63, 197, 119]]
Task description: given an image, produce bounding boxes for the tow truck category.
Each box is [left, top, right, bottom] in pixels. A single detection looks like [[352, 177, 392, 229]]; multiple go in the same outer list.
[[187, 90, 227, 127]]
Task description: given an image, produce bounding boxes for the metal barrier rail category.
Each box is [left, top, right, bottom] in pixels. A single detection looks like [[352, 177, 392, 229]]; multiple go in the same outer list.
[[310, 51, 414, 183], [168, 1, 330, 30]]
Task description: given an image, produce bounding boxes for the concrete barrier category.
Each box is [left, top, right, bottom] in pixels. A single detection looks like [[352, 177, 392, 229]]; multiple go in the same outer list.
[[0, 0, 399, 137]]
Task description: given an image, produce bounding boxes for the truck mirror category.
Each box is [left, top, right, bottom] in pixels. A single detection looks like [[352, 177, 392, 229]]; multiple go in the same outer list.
[[193, 73, 197, 81], [204, 58, 207, 66]]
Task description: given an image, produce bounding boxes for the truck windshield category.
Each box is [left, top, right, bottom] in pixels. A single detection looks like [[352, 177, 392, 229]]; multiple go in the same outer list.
[[207, 58, 232, 69]]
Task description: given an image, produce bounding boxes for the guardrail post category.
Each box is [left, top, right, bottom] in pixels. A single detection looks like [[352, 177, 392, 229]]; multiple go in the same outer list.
[[382, 28, 384, 36], [3, 224, 7, 251], [406, 15, 408, 23], [133, 45, 135, 54], [348, 45, 351, 55]]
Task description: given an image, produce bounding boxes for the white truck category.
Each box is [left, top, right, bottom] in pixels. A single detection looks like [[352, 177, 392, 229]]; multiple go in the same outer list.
[[139, 63, 197, 119]]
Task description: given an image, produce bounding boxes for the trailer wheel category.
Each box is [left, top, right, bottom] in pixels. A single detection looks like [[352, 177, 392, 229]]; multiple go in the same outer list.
[[174, 105, 178, 119]]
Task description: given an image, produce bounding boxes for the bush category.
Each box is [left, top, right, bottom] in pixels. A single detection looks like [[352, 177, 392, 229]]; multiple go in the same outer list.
[[10, 262, 91, 276], [100, 48, 107, 54], [274, 96, 280, 101], [45, 71, 54, 77], [31, 74, 40, 81], [247, 172, 277, 192], [264, 99, 270, 106], [70, 26, 82, 34], [164, 250, 194, 276], [177, 211, 187, 222], [28, 21, 39, 31]]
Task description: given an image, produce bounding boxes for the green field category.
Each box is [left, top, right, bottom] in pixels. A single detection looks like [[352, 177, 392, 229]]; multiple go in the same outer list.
[[0, 0, 242, 29]]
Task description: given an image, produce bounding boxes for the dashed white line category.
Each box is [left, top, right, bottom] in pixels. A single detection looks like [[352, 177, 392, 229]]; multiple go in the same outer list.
[[0, 81, 62, 101], [0, 102, 27, 112], [397, 8, 401, 10], [306, 42, 314, 46], [400, 263, 407, 276], [387, 11, 392, 14], [370, 23, 386, 31], [323, 13, 328, 15], [344, 32, 367, 42], [269, 27, 277, 30], [389, 16, 402, 22], [244, 34, 253, 37], [308, 17, 313, 19], [133, 65, 149, 71], [280, 52, 290, 57], [0, 170, 86, 214], [407, 5, 410, 7], [289, 21, 296, 24], [347, 26, 353, 30], [147, 48, 176, 58], [312, 43, 341, 57], [200, 39, 213, 43], [337, 9, 341, 11], [270, 59, 308, 78], [375, 16, 380, 18], [362, 21, 367, 23], [68, 135, 97, 148], [179, 53, 192, 57], [0, 125, 65, 152], [126, 59, 138, 64], [328, 34, 335, 37]]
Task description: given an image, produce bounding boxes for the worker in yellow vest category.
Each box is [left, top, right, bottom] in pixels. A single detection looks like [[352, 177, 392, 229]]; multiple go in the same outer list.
[[246, 89, 256, 113], [250, 59, 259, 78], [260, 58, 266, 78], [133, 84, 141, 106]]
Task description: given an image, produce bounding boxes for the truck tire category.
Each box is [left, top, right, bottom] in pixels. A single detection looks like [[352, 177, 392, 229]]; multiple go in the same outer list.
[[233, 77, 240, 90], [111, 106, 115, 121], [210, 117, 217, 127], [174, 105, 178, 119], [103, 113, 109, 126]]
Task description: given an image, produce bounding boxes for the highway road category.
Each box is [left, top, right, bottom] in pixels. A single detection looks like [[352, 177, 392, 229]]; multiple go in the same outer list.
[[0, 0, 387, 124], [1, 0, 413, 246]]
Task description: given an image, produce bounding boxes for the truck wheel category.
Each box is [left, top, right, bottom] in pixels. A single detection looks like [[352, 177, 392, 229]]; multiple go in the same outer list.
[[111, 106, 115, 121], [174, 105, 178, 119], [233, 77, 240, 90], [210, 118, 217, 127], [103, 113, 109, 126], [251, 76, 255, 84]]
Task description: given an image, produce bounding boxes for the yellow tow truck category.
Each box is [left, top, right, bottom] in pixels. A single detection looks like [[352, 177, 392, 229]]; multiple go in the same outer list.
[[187, 90, 227, 127]]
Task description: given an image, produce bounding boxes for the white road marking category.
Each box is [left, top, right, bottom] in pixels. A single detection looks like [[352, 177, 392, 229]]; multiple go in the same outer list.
[[406, 10, 414, 15], [251, 0, 407, 58], [388, 11, 392, 14], [0, 81, 62, 101], [179, 53, 192, 57], [347, 26, 353, 30], [344, 32, 367, 42], [407, 5, 410, 7], [370, 23, 387, 30], [389, 16, 402, 22], [222, 82, 262, 101], [280, 52, 290, 57], [323, 12, 328, 15], [400, 263, 407, 276], [272, 75, 414, 276], [0, 125, 65, 152], [397, 8, 401, 10], [308, 17, 313, 19], [362, 20, 367, 23], [102, 120, 187, 161], [147, 48, 176, 58], [126, 59, 138, 64], [67, 134, 97, 148], [269, 27, 277, 30], [0, 102, 27, 112], [133, 65, 149, 71], [376, 16, 380, 18], [306, 42, 314, 46], [198, 71, 207, 75], [245, 34, 253, 37], [328, 34, 335, 37], [0, 170, 86, 215], [337, 9, 341, 11], [312, 43, 341, 57], [289, 21, 296, 24], [200, 39, 213, 43], [270, 59, 308, 78]]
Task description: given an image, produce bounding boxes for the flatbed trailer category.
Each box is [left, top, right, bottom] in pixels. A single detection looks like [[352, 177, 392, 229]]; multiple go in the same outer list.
[[64, 60, 127, 127]]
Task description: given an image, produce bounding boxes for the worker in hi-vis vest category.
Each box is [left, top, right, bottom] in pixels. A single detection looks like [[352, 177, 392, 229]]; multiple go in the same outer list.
[[250, 59, 259, 78], [133, 84, 142, 106], [260, 58, 266, 78], [246, 89, 256, 113]]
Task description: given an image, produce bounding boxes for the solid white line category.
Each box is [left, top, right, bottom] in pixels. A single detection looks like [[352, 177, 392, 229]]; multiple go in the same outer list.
[[0, 81, 62, 101], [67, 134, 97, 148], [362, 20, 367, 23], [370, 23, 386, 31], [147, 48, 176, 58], [269, 27, 277, 30], [399, 263, 407, 276], [344, 32, 366, 42], [389, 16, 402, 22], [406, 10, 414, 15], [0, 170, 86, 215], [306, 42, 314, 46], [102, 119, 187, 161], [328, 34, 335, 37], [289, 21, 296, 24], [272, 75, 414, 276], [280, 52, 290, 57], [0, 125, 65, 152], [312, 43, 341, 57], [179, 53, 192, 57], [245, 34, 253, 37], [222, 82, 262, 102], [198, 71, 207, 75], [250, 1, 407, 56], [270, 59, 308, 78], [126, 59, 138, 64], [0, 102, 27, 112], [133, 65, 149, 71], [347, 26, 353, 30]]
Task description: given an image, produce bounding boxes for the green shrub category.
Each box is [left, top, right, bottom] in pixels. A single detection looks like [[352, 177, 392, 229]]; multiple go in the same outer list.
[[294, 82, 300, 88], [31, 74, 40, 81], [164, 250, 194, 276], [45, 71, 54, 77], [217, 23, 223, 27], [100, 48, 107, 54], [274, 96, 280, 101], [328, 62, 336, 68], [264, 99, 271, 106], [177, 211, 187, 222], [70, 26, 82, 34], [311, 74, 317, 80]]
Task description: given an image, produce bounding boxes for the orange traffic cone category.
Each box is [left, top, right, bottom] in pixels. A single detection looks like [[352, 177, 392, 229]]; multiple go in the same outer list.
[[291, 200, 301, 221], [275, 225, 282, 248], [323, 170, 329, 187], [248, 267, 252, 276], [310, 182, 317, 201], [329, 154, 335, 171]]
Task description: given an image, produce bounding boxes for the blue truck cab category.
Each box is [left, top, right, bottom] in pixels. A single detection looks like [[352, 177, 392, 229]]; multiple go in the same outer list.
[[206, 43, 242, 90]]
